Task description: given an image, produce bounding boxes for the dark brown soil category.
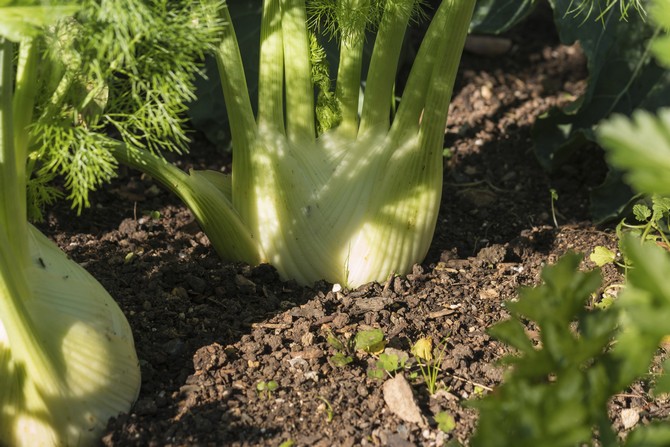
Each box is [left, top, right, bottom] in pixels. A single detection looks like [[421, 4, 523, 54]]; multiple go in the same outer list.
[[36, 10, 668, 447]]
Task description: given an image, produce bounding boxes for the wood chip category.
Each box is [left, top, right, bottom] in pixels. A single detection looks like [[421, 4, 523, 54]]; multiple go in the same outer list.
[[428, 308, 456, 319]]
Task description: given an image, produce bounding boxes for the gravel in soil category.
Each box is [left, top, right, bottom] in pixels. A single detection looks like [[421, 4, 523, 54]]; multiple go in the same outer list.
[[37, 10, 669, 447]]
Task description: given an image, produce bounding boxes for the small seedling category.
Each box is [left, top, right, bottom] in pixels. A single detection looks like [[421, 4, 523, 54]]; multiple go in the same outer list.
[[256, 380, 278, 399], [550, 188, 559, 228], [591, 196, 670, 272], [368, 350, 409, 379], [325, 328, 386, 367], [412, 336, 449, 395], [317, 396, 335, 423], [325, 332, 353, 367], [278, 440, 295, 447], [354, 328, 386, 354], [435, 411, 456, 433]]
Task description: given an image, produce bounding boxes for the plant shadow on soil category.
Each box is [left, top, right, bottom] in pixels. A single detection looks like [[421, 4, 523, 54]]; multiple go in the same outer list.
[[35, 8, 662, 447]]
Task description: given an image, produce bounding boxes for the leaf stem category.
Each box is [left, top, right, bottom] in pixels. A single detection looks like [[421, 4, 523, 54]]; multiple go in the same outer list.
[[334, 0, 369, 138], [258, 0, 285, 130], [0, 38, 29, 265], [359, 0, 414, 135], [281, 0, 316, 142], [110, 143, 261, 264]]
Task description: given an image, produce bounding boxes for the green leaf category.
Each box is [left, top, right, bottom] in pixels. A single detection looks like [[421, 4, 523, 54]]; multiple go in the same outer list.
[[329, 352, 353, 367], [470, 253, 624, 446], [624, 423, 670, 447], [377, 352, 400, 372], [367, 367, 385, 380], [598, 109, 670, 196], [326, 333, 346, 352], [0, 5, 79, 41], [633, 203, 652, 222], [354, 328, 385, 353], [469, 0, 538, 34], [651, 195, 670, 221], [611, 235, 670, 386], [651, 0, 670, 68], [589, 246, 616, 266], [435, 411, 456, 433], [188, 1, 262, 148]]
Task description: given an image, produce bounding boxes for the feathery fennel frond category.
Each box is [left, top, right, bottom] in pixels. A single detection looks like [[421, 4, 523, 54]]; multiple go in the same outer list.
[[567, 0, 646, 21], [26, 0, 224, 218], [307, 0, 427, 43]]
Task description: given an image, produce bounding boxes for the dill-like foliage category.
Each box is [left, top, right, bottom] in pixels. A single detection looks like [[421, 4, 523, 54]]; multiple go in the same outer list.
[[27, 0, 224, 216]]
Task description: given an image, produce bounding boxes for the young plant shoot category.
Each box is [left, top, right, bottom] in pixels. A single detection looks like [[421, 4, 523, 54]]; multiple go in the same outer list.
[[1, 1, 220, 445], [113, 0, 476, 287]]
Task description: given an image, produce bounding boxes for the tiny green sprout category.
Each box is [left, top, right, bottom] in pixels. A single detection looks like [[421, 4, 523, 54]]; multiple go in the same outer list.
[[473, 385, 486, 395], [325, 331, 353, 367], [443, 147, 453, 159], [326, 328, 387, 367], [317, 396, 334, 423], [435, 411, 456, 433], [278, 440, 296, 447], [326, 332, 346, 352], [124, 251, 136, 264], [550, 188, 559, 228], [256, 380, 278, 399], [149, 210, 161, 220], [330, 352, 354, 367], [412, 336, 449, 395]]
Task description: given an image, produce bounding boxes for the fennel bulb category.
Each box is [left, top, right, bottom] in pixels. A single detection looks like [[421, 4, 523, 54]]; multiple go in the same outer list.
[[1, 5, 144, 443], [113, 0, 476, 288], [0, 226, 141, 447]]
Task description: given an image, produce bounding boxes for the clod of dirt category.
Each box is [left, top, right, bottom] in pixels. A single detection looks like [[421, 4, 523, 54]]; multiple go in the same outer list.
[[383, 374, 426, 426]]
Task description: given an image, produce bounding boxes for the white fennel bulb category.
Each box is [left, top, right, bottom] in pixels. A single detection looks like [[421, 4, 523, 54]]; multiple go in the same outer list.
[[113, 0, 476, 288], [0, 225, 141, 447]]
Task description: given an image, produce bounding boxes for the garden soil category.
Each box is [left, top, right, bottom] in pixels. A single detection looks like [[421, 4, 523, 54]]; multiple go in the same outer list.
[[37, 8, 670, 447]]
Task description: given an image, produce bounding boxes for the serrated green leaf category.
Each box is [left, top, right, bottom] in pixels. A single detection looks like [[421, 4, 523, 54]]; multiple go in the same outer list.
[[599, 109, 670, 197], [470, 252, 622, 446], [651, 195, 670, 221], [633, 203, 652, 222], [611, 235, 670, 386], [590, 246, 616, 266], [487, 318, 535, 355]]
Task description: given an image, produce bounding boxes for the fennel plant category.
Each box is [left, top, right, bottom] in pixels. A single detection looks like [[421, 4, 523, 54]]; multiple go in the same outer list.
[[0, 1, 221, 445], [113, 0, 476, 288]]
